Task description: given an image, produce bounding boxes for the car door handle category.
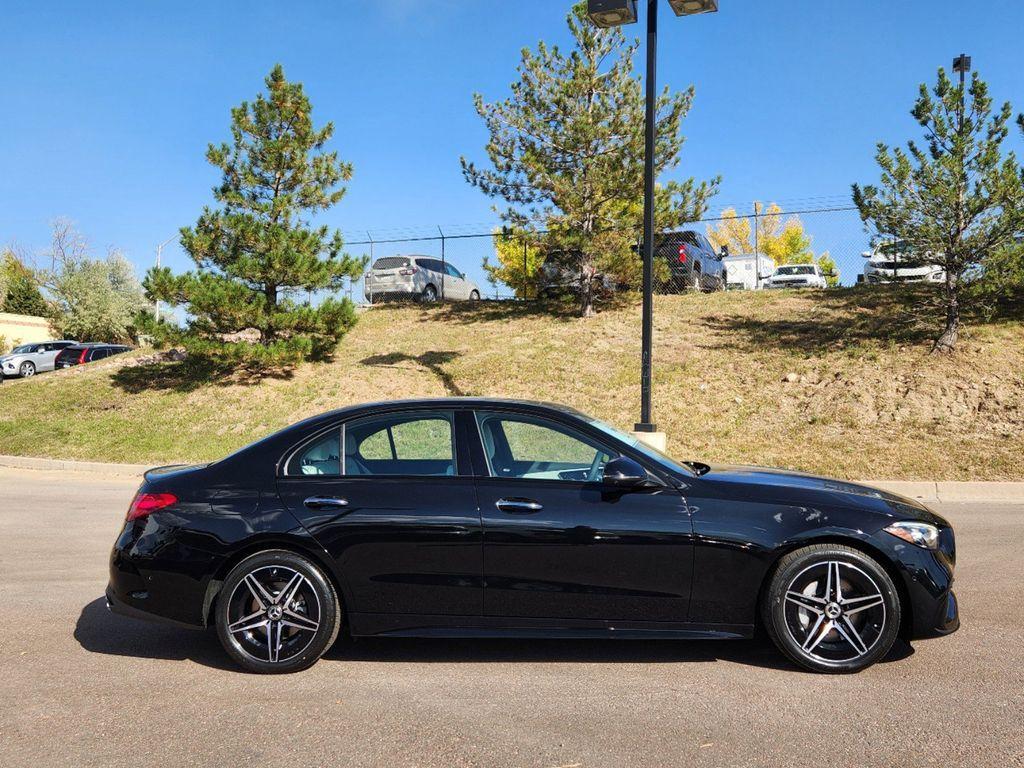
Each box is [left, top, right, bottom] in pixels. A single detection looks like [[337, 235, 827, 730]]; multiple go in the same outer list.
[[495, 498, 543, 514], [303, 496, 349, 510]]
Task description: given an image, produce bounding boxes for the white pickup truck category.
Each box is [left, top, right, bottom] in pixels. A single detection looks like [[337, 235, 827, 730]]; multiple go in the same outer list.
[[764, 264, 827, 289]]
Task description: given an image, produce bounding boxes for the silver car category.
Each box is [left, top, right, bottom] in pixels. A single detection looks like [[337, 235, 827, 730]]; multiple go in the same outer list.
[[0, 340, 79, 378], [364, 256, 480, 303]]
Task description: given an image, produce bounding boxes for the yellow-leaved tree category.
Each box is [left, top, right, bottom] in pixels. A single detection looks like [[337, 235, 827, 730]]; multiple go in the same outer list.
[[707, 202, 839, 286]]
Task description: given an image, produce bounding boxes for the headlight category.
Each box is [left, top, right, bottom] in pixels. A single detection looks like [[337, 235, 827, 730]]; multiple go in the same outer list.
[[884, 521, 940, 550]]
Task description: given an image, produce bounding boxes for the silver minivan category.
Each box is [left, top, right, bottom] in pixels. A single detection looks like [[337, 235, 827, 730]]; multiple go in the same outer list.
[[364, 256, 481, 303]]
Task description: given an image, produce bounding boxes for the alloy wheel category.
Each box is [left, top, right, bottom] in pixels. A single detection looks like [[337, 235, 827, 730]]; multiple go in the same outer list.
[[20, 362, 35, 377], [783, 560, 886, 664], [225, 565, 322, 664]]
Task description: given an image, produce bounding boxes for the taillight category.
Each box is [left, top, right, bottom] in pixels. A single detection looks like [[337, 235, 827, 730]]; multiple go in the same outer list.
[[678, 245, 687, 263], [126, 492, 178, 521], [398, 267, 417, 275], [78, 349, 88, 363]]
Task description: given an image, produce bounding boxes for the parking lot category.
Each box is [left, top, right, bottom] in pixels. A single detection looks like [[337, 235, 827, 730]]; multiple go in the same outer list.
[[1, 465, 1021, 768]]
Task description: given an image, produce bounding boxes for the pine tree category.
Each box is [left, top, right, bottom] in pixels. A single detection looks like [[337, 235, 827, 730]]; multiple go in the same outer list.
[[461, 2, 718, 317], [854, 68, 1024, 352], [0, 250, 48, 316], [146, 65, 365, 365]]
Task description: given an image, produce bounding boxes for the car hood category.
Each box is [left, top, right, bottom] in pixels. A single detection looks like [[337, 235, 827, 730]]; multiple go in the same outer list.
[[695, 464, 946, 524], [0, 354, 25, 364]]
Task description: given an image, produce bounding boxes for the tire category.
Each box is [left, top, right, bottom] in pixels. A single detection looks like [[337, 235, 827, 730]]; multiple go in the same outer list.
[[215, 550, 341, 674], [469, 290, 480, 301], [420, 284, 438, 303], [19, 361, 36, 378], [761, 544, 900, 674], [690, 267, 703, 292]]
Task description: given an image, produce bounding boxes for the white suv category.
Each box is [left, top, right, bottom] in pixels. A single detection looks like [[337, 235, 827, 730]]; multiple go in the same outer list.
[[861, 242, 945, 284], [764, 264, 827, 289], [364, 256, 481, 303], [0, 340, 79, 378]]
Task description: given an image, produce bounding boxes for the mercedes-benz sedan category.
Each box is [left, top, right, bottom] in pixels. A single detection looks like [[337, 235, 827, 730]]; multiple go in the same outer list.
[[107, 399, 958, 674]]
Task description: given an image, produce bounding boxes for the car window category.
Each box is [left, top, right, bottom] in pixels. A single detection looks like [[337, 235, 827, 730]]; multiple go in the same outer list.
[[344, 412, 455, 477], [90, 348, 107, 360], [289, 430, 341, 476], [475, 411, 615, 482], [444, 263, 461, 278], [416, 258, 439, 273], [372, 257, 409, 270]]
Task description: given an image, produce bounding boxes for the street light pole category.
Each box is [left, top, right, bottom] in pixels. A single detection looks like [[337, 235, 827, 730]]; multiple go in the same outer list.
[[587, 0, 717, 444], [637, 0, 658, 435], [154, 235, 177, 322]]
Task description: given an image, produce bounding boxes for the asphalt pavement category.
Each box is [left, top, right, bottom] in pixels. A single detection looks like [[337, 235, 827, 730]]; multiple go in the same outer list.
[[1, 466, 1021, 767]]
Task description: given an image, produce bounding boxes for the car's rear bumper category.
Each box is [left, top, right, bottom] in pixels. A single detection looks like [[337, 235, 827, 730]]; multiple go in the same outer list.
[[105, 584, 204, 631]]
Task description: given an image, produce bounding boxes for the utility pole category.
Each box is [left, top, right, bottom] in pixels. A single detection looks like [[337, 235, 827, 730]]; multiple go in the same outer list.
[[154, 235, 176, 322]]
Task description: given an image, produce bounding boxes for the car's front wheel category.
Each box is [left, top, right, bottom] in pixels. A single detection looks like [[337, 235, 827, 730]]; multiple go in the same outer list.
[[469, 290, 480, 301], [19, 361, 36, 378], [215, 550, 341, 674], [762, 544, 900, 673]]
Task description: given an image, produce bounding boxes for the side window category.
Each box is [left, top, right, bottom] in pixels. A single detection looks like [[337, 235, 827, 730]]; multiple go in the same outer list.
[[419, 259, 440, 274], [289, 430, 341, 476], [475, 412, 615, 483], [89, 349, 106, 361], [444, 263, 461, 278], [344, 412, 455, 477]]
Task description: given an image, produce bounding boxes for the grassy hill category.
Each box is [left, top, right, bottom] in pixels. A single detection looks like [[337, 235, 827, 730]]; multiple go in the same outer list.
[[1, 288, 1021, 480]]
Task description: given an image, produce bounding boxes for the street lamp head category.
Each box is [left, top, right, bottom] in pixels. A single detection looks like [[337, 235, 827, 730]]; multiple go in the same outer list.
[[952, 53, 972, 74], [668, 0, 718, 16], [587, 0, 637, 28]]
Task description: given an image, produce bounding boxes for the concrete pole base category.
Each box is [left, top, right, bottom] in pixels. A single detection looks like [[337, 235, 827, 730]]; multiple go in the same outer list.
[[631, 431, 667, 452]]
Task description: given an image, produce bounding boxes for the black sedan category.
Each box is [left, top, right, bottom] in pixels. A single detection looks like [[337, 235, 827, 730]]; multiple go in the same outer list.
[[107, 398, 958, 674]]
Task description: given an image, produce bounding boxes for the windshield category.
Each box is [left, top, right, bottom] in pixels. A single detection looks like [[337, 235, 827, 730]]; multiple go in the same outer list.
[[586, 417, 695, 476], [776, 265, 815, 276], [11, 345, 36, 354]]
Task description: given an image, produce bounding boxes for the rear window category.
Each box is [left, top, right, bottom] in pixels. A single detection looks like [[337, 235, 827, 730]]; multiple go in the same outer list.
[[56, 347, 84, 360], [372, 257, 410, 270]]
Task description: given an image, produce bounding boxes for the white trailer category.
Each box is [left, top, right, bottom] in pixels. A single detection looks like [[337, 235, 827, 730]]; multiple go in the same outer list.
[[722, 253, 776, 290]]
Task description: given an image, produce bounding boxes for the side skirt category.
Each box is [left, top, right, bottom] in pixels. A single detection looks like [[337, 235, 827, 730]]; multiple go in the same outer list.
[[349, 612, 753, 640]]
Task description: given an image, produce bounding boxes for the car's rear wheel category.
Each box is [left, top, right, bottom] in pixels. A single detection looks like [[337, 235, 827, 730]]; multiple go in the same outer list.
[[215, 550, 341, 674], [762, 544, 900, 673], [19, 361, 36, 378], [421, 284, 438, 303], [469, 290, 480, 301]]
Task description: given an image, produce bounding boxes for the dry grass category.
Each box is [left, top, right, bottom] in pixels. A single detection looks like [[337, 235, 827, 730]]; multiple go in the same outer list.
[[1, 287, 1021, 479]]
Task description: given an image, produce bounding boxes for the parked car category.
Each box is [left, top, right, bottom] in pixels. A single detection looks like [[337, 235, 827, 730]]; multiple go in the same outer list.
[[0, 340, 79, 378], [107, 398, 958, 674], [53, 343, 131, 369], [536, 250, 617, 299], [765, 263, 828, 289], [861, 241, 945, 284], [364, 256, 480, 303], [655, 231, 727, 292]]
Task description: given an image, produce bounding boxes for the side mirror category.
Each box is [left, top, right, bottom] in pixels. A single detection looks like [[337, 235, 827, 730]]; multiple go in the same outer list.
[[602, 456, 649, 488], [719, 245, 729, 259]]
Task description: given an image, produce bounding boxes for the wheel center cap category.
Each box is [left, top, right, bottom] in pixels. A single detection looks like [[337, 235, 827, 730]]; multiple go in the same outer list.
[[825, 602, 842, 619], [267, 605, 283, 620]]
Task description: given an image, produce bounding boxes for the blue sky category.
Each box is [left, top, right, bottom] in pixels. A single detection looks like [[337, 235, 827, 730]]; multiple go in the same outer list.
[[2, 0, 1023, 292]]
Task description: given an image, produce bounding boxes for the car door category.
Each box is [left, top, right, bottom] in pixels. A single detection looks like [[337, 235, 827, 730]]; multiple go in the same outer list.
[[443, 263, 469, 300], [275, 409, 483, 620], [469, 409, 693, 624]]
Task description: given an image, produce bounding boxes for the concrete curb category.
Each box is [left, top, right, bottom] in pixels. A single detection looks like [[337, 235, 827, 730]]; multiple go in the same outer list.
[[1, 454, 1022, 503], [0, 454, 154, 477]]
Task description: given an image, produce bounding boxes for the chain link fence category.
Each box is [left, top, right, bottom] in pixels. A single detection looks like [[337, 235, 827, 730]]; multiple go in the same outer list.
[[337, 203, 896, 305]]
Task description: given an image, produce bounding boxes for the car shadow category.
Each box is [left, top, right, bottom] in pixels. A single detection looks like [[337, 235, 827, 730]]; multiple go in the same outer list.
[[74, 597, 236, 671], [326, 635, 914, 672], [76, 597, 914, 673]]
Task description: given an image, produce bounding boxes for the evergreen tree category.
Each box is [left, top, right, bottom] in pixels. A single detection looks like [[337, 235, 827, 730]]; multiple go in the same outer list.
[[0, 250, 48, 316], [146, 65, 365, 364], [854, 68, 1024, 352], [461, 2, 718, 316]]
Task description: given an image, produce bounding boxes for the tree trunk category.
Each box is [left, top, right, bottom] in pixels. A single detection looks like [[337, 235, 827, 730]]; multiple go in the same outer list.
[[579, 268, 595, 318], [934, 272, 960, 353]]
